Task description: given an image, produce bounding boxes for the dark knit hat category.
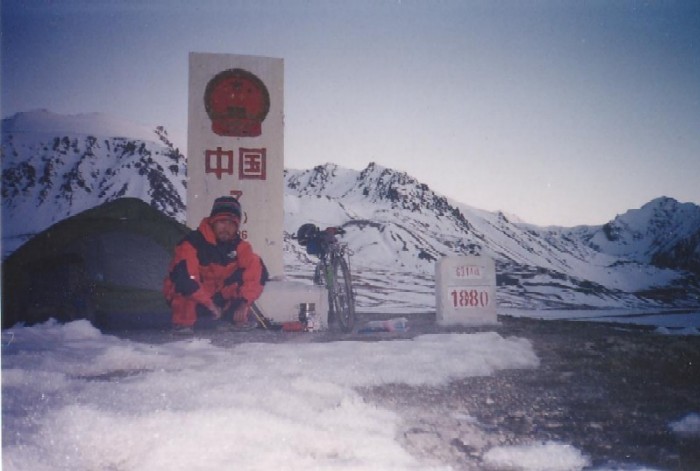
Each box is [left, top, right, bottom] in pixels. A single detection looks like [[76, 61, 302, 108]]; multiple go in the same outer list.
[[210, 196, 242, 220]]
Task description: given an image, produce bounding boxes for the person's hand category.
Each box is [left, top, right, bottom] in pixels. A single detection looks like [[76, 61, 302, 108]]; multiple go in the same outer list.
[[233, 304, 250, 324], [208, 304, 223, 320], [212, 292, 226, 308]]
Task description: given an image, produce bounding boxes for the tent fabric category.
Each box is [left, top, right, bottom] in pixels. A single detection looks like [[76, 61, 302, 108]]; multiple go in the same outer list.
[[2, 198, 189, 329]]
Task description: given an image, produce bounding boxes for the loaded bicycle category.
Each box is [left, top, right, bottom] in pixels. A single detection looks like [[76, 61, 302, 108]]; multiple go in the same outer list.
[[295, 224, 356, 332]]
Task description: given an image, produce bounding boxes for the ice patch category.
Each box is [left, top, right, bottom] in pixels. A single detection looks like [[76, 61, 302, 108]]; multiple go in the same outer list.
[[670, 413, 700, 434], [482, 441, 589, 471], [2, 319, 538, 470]]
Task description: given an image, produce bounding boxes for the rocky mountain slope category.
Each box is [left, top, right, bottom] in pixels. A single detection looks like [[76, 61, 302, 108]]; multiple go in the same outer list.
[[283, 163, 700, 310], [3, 110, 699, 311], [1, 110, 186, 254]]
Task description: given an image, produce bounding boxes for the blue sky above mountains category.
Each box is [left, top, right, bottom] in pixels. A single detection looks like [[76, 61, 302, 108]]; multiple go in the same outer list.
[[2, 0, 699, 226]]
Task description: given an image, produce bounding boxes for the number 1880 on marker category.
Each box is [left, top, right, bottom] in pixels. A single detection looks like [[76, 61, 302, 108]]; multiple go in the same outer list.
[[450, 289, 490, 308]]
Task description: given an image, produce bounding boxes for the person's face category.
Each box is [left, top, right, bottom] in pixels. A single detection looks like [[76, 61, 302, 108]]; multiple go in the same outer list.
[[211, 217, 240, 243]]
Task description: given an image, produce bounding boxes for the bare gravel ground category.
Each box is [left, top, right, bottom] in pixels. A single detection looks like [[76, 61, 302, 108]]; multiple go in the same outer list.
[[111, 313, 700, 470], [357, 315, 700, 470]]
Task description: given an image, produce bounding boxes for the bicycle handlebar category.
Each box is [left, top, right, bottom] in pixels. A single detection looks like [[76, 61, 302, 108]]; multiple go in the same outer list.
[[324, 226, 346, 236], [292, 225, 346, 238], [293, 224, 348, 250]]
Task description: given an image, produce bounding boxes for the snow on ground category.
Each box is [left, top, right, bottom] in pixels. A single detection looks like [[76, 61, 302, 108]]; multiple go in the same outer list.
[[669, 413, 700, 435], [3, 317, 698, 470], [1, 319, 546, 470], [482, 441, 590, 471]]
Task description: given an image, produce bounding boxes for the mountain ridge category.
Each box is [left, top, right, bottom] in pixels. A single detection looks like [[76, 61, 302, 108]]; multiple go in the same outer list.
[[3, 110, 699, 311], [282, 163, 700, 310], [2, 111, 187, 254]]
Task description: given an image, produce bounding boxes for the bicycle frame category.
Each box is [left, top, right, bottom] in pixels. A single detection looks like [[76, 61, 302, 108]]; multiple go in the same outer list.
[[298, 225, 355, 332], [319, 244, 350, 284]]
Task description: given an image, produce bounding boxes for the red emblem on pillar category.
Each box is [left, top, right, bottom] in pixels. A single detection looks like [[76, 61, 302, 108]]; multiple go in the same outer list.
[[204, 68, 270, 137]]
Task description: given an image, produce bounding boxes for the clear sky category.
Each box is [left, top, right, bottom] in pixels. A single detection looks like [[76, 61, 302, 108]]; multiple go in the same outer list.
[[2, 0, 699, 227]]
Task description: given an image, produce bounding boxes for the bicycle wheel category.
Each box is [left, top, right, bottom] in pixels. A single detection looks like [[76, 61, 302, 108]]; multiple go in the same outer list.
[[328, 254, 355, 332]]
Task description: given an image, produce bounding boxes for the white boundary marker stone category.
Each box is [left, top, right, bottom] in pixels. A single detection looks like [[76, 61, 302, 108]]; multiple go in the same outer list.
[[187, 53, 331, 327], [188, 52, 284, 277], [436, 255, 498, 326]]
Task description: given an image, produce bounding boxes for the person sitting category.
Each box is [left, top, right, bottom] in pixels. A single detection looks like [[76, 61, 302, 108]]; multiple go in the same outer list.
[[163, 196, 267, 333]]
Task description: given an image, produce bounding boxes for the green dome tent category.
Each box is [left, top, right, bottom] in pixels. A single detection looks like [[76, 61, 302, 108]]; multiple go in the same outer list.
[[2, 198, 189, 329]]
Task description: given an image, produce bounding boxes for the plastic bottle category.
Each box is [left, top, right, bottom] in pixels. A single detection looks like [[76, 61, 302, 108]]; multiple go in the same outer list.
[[299, 303, 317, 332], [358, 317, 408, 333], [306, 311, 316, 331]]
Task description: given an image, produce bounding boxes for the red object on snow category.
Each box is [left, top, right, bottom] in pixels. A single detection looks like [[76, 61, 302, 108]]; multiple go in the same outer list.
[[281, 321, 304, 332]]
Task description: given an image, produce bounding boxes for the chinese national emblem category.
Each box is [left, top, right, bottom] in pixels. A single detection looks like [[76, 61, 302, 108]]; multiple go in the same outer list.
[[204, 68, 270, 137]]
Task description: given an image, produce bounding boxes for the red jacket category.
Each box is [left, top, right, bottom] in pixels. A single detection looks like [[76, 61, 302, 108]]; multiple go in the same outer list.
[[163, 217, 267, 310]]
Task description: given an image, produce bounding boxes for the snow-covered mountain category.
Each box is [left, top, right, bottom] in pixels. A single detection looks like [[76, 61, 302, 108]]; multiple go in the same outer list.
[[3, 110, 699, 311], [282, 163, 700, 310], [2, 110, 186, 253]]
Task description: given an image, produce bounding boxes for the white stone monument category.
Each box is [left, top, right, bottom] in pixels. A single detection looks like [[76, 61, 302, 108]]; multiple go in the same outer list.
[[436, 255, 498, 326], [188, 52, 284, 277], [187, 52, 327, 327]]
